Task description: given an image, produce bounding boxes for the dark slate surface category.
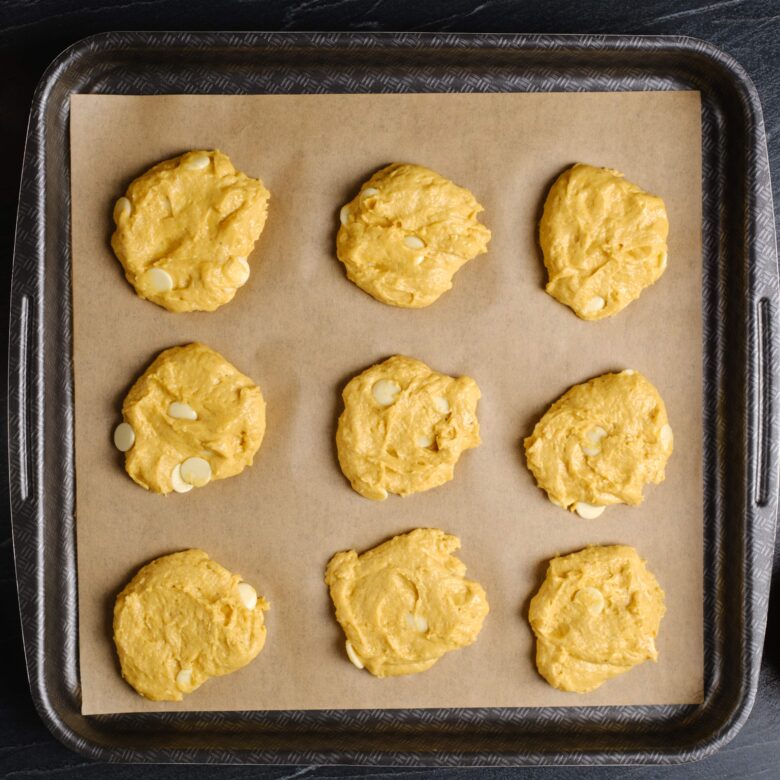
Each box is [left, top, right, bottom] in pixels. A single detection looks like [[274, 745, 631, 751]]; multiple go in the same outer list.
[[1, 1, 778, 777]]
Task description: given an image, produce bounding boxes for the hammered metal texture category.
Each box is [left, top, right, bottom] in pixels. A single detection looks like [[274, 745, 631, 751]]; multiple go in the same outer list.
[[8, 32, 779, 766]]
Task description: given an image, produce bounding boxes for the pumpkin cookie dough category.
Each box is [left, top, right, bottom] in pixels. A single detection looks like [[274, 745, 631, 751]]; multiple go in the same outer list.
[[325, 528, 489, 677], [529, 545, 666, 693], [111, 150, 270, 312], [524, 370, 673, 517], [336, 355, 481, 500], [114, 343, 266, 494], [540, 163, 669, 320], [114, 549, 269, 701], [336, 163, 491, 307]]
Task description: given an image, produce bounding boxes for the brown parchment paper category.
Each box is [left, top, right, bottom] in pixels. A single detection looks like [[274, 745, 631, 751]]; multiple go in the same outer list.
[[70, 91, 703, 715]]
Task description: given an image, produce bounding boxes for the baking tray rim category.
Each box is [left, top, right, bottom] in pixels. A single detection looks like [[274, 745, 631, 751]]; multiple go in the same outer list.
[[9, 30, 779, 766]]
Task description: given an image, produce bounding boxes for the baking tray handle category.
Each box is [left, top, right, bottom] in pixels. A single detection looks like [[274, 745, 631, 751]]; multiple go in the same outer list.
[[754, 295, 779, 508], [750, 121, 780, 514], [10, 293, 33, 503]]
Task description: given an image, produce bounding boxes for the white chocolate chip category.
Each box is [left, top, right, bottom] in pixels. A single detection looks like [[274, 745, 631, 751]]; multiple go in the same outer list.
[[180, 457, 212, 487], [660, 423, 673, 449], [113, 422, 135, 452], [582, 425, 607, 456], [171, 464, 193, 494], [622, 369, 636, 376], [574, 502, 605, 519], [183, 153, 210, 171], [143, 268, 173, 293], [232, 256, 250, 285], [575, 587, 605, 616], [588, 426, 607, 443], [433, 396, 450, 415], [405, 613, 428, 632], [416, 433, 433, 448], [113, 197, 131, 224], [582, 296, 606, 315], [237, 582, 258, 610], [659, 252, 668, 270], [362, 187, 379, 197], [345, 640, 364, 670], [168, 402, 198, 421], [404, 235, 425, 250], [372, 379, 401, 407], [339, 205, 350, 226], [415, 256, 424, 266], [176, 669, 192, 689]]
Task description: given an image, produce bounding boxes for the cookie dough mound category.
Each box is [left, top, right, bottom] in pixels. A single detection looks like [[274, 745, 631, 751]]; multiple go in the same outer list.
[[117, 343, 266, 494], [336, 163, 491, 307], [114, 549, 269, 701], [336, 355, 481, 500], [529, 545, 666, 693], [540, 164, 668, 320], [111, 150, 270, 312], [524, 370, 672, 517], [325, 528, 489, 677]]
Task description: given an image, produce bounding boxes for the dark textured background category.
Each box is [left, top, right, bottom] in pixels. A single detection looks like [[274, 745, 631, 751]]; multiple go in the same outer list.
[[1, 1, 778, 777]]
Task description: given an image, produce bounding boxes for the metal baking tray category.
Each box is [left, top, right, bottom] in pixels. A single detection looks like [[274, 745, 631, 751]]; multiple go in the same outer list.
[[9, 31, 779, 766]]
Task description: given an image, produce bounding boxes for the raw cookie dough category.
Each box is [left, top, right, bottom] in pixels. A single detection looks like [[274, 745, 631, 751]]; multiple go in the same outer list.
[[116, 343, 266, 494], [539, 163, 669, 320], [336, 355, 481, 500], [111, 149, 270, 312], [524, 370, 673, 518], [325, 528, 489, 677], [336, 163, 491, 307], [528, 545, 666, 693], [114, 549, 269, 701]]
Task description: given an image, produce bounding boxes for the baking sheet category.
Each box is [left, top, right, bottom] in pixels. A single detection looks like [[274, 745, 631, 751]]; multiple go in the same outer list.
[[70, 91, 703, 715]]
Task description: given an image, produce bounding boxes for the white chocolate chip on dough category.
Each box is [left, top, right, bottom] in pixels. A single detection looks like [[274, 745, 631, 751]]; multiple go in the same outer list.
[[180, 457, 212, 487], [113, 422, 135, 452], [621, 369, 636, 376], [574, 502, 605, 519], [170, 464, 193, 494], [416, 433, 433, 448], [183, 153, 210, 171], [372, 379, 401, 407], [339, 206, 350, 226], [405, 612, 428, 632], [660, 423, 673, 449], [582, 296, 606, 315], [575, 587, 605, 616], [233, 256, 250, 284], [176, 669, 193, 689], [168, 402, 198, 421], [113, 197, 131, 224], [237, 582, 258, 610], [582, 425, 607, 456], [345, 640, 364, 670], [362, 187, 379, 197], [433, 396, 450, 415], [144, 268, 173, 293], [404, 235, 425, 250]]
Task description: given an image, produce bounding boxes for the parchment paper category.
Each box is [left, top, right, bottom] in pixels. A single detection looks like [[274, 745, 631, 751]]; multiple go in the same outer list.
[[70, 92, 703, 715]]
